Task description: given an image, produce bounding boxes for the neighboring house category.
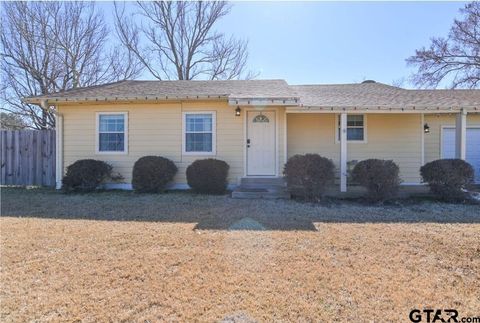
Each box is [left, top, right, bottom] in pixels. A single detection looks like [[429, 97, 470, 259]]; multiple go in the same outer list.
[[24, 80, 480, 193]]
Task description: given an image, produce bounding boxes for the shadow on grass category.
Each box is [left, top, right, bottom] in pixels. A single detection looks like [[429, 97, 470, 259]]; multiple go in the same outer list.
[[1, 187, 479, 231]]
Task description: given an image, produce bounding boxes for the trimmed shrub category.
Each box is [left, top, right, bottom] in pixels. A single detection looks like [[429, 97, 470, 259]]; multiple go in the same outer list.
[[283, 154, 335, 201], [420, 159, 474, 202], [186, 159, 229, 194], [352, 159, 401, 202], [62, 159, 113, 193], [132, 156, 178, 193]]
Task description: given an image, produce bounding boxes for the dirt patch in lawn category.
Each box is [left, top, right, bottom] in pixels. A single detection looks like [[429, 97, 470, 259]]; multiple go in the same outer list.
[[1, 188, 479, 321]]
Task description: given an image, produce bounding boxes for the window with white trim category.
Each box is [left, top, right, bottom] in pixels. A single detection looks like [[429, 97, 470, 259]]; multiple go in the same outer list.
[[97, 113, 127, 152], [338, 115, 365, 141], [183, 112, 216, 154]]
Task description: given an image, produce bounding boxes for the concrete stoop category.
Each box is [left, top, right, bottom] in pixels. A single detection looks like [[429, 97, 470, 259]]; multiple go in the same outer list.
[[231, 177, 290, 199]]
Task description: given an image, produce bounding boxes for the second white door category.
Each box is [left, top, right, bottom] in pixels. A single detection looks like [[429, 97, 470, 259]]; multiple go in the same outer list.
[[247, 111, 276, 176], [442, 127, 480, 183]]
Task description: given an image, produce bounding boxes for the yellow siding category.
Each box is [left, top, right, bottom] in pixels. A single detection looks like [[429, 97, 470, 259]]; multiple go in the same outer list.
[[287, 113, 423, 183], [424, 113, 480, 163], [59, 101, 287, 187], [287, 113, 338, 161]]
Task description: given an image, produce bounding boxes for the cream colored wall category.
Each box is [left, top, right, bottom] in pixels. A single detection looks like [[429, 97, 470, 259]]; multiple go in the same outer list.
[[287, 113, 338, 161], [58, 101, 286, 187], [424, 113, 480, 163], [287, 113, 423, 184]]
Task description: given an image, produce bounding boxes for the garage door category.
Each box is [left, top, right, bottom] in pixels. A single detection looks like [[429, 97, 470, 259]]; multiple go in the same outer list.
[[442, 127, 480, 182]]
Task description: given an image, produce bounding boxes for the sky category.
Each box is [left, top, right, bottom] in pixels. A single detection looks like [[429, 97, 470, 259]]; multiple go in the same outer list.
[[101, 1, 467, 88]]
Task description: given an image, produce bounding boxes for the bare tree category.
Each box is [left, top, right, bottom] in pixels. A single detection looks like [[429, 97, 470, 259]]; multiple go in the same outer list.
[[0, 112, 28, 130], [391, 77, 406, 88], [114, 1, 255, 80], [407, 2, 480, 89], [1, 2, 143, 129]]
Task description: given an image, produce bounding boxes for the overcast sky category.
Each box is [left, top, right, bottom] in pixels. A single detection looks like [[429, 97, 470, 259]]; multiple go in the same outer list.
[[101, 1, 466, 88]]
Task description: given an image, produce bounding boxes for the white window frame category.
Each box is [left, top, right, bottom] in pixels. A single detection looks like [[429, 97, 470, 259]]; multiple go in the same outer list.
[[335, 114, 368, 144], [95, 112, 128, 155], [182, 111, 216, 156]]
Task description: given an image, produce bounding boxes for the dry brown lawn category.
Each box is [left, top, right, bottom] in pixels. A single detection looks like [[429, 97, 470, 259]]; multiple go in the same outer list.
[[1, 188, 479, 322]]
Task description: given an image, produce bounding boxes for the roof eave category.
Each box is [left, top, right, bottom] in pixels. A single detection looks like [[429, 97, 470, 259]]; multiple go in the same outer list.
[[23, 94, 231, 105], [289, 105, 479, 112], [228, 97, 300, 106], [24, 95, 302, 106]]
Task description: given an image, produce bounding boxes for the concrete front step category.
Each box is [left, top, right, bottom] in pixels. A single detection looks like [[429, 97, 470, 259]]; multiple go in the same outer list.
[[232, 177, 290, 199], [231, 188, 290, 199], [239, 184, 286, 190], [240, 177, 286, 186]]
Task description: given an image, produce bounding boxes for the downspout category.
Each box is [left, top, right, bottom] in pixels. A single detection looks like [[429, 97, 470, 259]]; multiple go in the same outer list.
[[455, 108, 467, 160], [40, 99, 64, 189]]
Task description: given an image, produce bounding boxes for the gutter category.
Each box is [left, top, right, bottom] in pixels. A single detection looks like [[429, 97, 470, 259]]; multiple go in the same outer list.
[[228, 97, 300, 106], [24, 94, 231, 105], [25, 95, 302, 107], [287, 105, 479, 112]]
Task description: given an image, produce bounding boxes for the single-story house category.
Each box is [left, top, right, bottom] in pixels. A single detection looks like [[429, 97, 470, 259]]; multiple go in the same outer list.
[[24, 79, 480, 195]]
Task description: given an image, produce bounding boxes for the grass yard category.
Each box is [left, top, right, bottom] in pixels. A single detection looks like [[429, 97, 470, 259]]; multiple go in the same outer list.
[[1, 188, 479, 322]]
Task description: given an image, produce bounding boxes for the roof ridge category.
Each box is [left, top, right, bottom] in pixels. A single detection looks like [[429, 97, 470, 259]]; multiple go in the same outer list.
[[292, 82, 403, 88], [128, 79, 287, 83], [407, 88, 480, 92]]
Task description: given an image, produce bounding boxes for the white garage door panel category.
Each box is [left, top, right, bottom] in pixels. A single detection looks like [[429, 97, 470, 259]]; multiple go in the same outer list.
[[442, 128, 480, 182]]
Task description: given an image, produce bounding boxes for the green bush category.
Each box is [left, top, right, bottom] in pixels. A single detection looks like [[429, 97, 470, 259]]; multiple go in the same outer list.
[[62, 159, 113, 193], [352, 159, 401, 202], [132, 156, 178, 193], [186, 159, 229, 194], [283, 154, 335, 201], [420, 159, 474, 202]]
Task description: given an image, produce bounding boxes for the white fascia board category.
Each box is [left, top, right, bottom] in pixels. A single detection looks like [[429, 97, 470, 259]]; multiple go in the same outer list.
[[228, 98, 300, 106], [286, 106, 479, 113]]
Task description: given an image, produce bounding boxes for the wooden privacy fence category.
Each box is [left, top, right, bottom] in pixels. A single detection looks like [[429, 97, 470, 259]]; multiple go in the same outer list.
[[1, 130, 56, 186]]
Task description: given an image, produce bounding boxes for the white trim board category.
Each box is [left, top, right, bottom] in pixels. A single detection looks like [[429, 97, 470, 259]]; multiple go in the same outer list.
[[421, 114, 425, 166], [286, 108, 479, 114], [276, 110, 280, 176], [283, 109, 288, 166], [339, 113, 347, 192]]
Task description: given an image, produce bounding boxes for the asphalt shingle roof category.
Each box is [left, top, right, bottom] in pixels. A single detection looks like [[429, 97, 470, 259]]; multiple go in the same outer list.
[[24, 79, 480, 109], [25, 79, 298, 101], [292, 83, 480, 108]]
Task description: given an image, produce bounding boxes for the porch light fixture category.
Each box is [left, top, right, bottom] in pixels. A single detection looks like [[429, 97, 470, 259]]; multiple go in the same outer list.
[[235, 106, 241, 116], [424, 123, 430, 134]]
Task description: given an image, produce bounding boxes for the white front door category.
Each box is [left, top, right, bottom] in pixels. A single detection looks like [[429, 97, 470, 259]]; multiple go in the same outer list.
[[247, 111, 276, 176], [442, 127, 480, 182]]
